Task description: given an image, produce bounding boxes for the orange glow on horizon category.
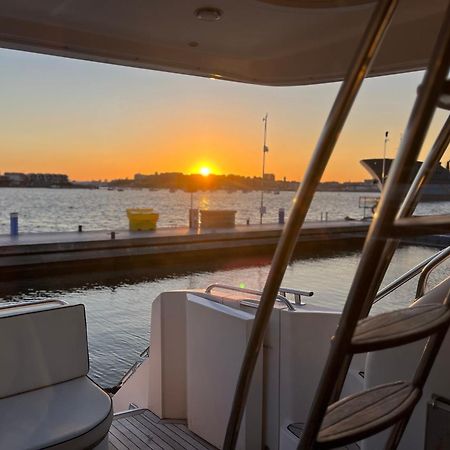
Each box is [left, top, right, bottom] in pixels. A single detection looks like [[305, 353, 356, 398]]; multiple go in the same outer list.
[[1, 48, 449, 183]]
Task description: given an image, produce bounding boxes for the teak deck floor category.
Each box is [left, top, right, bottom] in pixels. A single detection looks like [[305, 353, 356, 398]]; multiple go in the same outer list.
[[109, 409, 217, 450]]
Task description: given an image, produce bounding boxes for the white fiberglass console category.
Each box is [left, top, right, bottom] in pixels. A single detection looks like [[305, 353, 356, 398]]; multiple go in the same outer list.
[[113, 289, 362, 449]]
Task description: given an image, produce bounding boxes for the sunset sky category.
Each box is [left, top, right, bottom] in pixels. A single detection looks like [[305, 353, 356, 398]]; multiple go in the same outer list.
[[1, 48, 448, 182]]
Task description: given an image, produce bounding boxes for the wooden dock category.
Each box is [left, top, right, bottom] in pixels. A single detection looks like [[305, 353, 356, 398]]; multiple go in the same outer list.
[[0, 221, 370, 277]]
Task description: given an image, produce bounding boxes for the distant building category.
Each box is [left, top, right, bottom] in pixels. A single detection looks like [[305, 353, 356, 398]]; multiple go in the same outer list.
[[134, 173, 150, 182], [28, 173, 69, 186], [263, 173, 275, 182], [0, 175, 10, 186], [3, 172, 70, 187], [4, 172, 28, 185]]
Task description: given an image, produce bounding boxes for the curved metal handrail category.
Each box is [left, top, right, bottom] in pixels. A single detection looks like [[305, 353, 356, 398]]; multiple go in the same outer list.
[[111, 345, 151, 393], [278, 286, 314, 306], [416, 246, 450, 298], [0, 299, 68, 310], [205, 283, 298, 311], [373, 247, 447, 304]]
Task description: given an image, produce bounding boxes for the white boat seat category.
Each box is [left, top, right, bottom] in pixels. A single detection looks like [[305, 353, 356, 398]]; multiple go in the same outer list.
[[0, 302, 113, 449], [0, 376, 113, 450]]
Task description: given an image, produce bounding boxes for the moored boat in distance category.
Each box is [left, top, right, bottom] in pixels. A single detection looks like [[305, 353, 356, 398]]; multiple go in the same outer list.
[[361, 158, 450, 201]]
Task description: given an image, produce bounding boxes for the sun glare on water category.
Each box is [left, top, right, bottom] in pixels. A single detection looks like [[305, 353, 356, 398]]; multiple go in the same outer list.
[[200, 167, 211, 176]]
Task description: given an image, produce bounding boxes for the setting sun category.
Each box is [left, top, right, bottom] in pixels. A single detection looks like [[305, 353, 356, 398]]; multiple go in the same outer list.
[[190, 162, 219, 177]]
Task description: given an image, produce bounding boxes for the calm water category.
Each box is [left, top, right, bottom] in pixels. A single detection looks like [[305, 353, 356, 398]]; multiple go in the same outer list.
[[0, 188, 447, 387], [0, 188, 448, 233], [0, 245, 446, 388]]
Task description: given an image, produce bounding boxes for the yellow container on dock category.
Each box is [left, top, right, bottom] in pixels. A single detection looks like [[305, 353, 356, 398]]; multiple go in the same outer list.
[[126, 208, 159, 231]]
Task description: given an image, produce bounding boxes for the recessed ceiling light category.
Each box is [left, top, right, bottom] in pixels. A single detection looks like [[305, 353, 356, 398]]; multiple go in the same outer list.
[[195, 7, 223, 21]]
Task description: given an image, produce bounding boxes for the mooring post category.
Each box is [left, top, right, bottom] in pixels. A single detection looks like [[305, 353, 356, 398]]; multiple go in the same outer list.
[[10, 213, 18, 236], [189, 209, 199, 229]]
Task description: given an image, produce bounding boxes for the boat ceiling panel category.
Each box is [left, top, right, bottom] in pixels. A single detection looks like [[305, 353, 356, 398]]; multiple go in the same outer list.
[[0, 0, 446, 85]]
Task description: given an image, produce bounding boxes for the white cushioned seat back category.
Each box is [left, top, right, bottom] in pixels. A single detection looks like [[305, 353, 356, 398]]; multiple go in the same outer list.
[[0, 304, 89, 399]]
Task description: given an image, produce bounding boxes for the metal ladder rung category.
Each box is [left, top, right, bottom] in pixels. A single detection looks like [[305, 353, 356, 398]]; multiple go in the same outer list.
[[391, 215, 450, 237], [286, 423, 360, 449], [350, 304, 450, 353], [295, 3, 450, 448], [317, 381, 420, 449]]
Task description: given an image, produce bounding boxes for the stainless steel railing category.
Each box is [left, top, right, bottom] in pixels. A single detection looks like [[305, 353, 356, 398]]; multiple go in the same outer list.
[[112, 345, 150, 393], [205, 283, 314, 311], [373, 246, 449, 304], [416, 246, 450, 298], [278, 286, 314, 306], [0, 299, 68, 311], [115, 284, 312, 392]]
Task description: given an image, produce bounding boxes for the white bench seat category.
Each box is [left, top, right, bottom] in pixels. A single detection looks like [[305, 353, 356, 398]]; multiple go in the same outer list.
[[0, 376, 112, 450], [0, 302, 113, 449]]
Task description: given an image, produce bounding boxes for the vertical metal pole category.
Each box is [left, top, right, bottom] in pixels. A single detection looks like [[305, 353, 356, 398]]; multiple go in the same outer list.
[[370, 108, 450, 306], [222, 1, 398, 448], [260, 114, 268, 225], [299, 4, 450, 448], [332, 117, 450, 410], [382, 130, 389, 184], [398, 115, 450, 218]]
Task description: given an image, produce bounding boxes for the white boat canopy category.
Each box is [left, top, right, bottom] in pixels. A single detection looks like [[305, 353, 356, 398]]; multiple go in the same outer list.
[[0, 0, 446, 86]]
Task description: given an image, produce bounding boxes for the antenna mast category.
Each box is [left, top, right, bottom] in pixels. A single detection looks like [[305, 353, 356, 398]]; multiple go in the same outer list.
[[381, 130, 389, 185], [260, 114, 269, 224]]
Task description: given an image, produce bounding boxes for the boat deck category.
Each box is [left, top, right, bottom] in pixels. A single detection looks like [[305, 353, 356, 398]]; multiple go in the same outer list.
[[109, 409, 217, 450], [108, 409, 361, 449]]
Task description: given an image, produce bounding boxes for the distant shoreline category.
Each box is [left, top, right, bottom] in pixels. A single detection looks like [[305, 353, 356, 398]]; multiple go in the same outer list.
[[1, 171, 379, 192], [0, 185, 379, 193], [0, 184, 96, 189]]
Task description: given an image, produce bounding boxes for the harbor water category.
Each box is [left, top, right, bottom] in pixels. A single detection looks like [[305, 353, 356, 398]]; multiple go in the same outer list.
[[0, 244, 447, 388], [0, 188, 448, 388], [1, 187, 448, 233]]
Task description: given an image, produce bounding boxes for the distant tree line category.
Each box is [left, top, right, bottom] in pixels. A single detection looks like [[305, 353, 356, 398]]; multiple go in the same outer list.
[[110, 172, 300, 192], [108, 172, 377, 192]]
